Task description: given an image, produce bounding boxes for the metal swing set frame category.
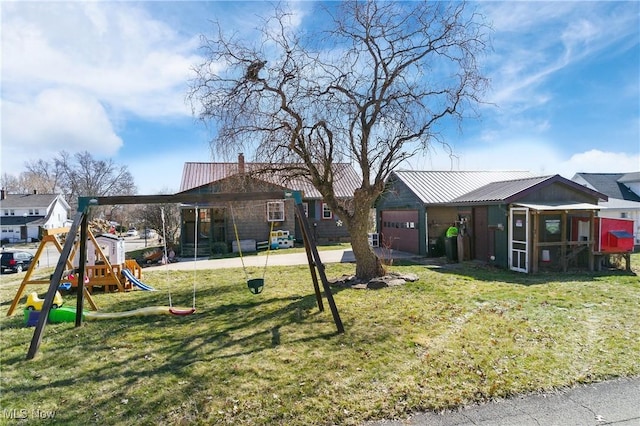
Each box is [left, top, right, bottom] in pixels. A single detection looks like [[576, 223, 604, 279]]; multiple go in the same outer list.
[[26, 190, 344, 360]]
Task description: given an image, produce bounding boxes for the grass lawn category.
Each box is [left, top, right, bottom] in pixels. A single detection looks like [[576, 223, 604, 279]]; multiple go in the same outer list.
[[1, 253, 638, 425]]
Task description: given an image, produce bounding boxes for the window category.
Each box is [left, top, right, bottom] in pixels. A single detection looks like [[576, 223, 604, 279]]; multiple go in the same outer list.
[[302, 202, 309, 217], [322, 203, 333, 220], [621, 212, 628, 219], [267, 201, 285, 222], [3, 210, 7, 216], [10, 210, 15, 216], [34, 209, 40, 215]]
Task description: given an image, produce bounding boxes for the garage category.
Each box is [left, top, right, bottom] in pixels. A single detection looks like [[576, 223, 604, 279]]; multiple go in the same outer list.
[[380, 210, 419, 254]]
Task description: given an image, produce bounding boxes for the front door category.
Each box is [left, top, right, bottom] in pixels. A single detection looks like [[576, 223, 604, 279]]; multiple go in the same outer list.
[[509, 208, 529, 273]]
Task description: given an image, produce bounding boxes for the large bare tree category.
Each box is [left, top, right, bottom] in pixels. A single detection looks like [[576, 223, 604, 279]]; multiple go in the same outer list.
[[189, 1, 489, 280]]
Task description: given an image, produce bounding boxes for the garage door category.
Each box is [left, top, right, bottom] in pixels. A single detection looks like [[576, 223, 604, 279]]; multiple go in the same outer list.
[[381, 210, 419, 254]]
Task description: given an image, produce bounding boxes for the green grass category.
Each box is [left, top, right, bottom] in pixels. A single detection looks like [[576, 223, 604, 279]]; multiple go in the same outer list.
[[0, 254, 638, 425]]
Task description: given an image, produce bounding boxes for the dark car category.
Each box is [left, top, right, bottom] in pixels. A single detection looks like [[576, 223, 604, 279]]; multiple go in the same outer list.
[[0, 250, 34, 273]]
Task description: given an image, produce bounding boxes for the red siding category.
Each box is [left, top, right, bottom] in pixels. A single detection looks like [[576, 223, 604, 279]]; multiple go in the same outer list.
[[381, 210, 419, 254]]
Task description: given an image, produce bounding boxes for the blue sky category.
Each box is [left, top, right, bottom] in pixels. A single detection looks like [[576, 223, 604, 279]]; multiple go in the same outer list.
[[2, 1, 638, 194]]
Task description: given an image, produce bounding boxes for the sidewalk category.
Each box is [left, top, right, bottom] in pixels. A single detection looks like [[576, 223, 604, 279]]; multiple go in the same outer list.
[[144, 247, 419, 271], [367, 377, 640, 426]]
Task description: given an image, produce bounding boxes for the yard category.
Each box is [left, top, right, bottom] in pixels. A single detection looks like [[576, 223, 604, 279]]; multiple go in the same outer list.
[[1, 253, 638, 425]]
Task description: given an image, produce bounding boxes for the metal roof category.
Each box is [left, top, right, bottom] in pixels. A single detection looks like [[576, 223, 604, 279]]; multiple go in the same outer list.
[[452, 175, 552, 203], [179, 162, 361, 199], [572, 172, 640, 202], [452, 174, 608, 204], [390, 170, 536, 204], [0, 193, 64, 209]]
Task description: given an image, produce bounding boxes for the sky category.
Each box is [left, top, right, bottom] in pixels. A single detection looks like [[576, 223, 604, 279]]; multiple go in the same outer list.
[[1, 1, 639, 195]]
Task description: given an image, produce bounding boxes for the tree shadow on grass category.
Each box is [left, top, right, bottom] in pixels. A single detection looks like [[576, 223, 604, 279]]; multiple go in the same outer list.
[[422, 260, 638, 286]]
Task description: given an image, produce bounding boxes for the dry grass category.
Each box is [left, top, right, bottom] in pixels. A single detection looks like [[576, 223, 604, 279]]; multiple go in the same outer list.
[[0, 253, 638, 425]]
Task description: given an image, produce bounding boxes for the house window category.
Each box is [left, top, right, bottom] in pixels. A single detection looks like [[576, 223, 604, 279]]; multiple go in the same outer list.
[[29, 209, 34, 215], [322, 203, 333, 220], [267, 201, 285, 222], [10, 210, 15, 216], [34, 209, 40, 215], [3, 210, 7, 216], [621, 212, 628, 218]]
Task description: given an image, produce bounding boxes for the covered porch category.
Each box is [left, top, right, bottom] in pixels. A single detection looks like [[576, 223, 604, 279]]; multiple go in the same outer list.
[[509, 203, 601, 273]]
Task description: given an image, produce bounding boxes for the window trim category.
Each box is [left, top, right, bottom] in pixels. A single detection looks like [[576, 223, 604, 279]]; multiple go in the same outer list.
[[321, 202, 333, 220], [267, 201, 285, 222]]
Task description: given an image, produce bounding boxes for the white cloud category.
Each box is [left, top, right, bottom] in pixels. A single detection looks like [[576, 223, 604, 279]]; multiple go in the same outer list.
[[405, 141, 639, 179], [1, 2, 201, 118], [481, 2, 639, 110], [1, 88, 122, 175], [560, 150, 640, 176]]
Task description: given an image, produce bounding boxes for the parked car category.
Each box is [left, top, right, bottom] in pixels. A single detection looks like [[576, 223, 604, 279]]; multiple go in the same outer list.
[[126, 229, 139, 237], [1, 250, 34, 273], [142, 229, 157, 238]]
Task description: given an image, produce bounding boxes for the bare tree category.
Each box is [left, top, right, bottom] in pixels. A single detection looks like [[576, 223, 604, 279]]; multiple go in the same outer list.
[[189, 1, 489, 280], [2, 160, 60, 194]]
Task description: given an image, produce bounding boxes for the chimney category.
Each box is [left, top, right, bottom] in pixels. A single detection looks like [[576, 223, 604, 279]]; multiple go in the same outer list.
[[238, 153, 245, 175]]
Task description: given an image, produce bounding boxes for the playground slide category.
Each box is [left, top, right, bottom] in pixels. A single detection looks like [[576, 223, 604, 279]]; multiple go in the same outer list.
[[122, 269, 156, 291]]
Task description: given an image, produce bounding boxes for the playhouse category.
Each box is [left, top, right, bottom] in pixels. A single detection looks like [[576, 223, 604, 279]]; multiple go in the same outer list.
[[6, 227, 145, 317], [67, 232, 143, 292]]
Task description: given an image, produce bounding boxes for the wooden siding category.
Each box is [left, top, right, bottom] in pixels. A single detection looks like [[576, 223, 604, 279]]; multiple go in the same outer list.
[[518, 184, 598, 204], [489, 205, 510, 268]]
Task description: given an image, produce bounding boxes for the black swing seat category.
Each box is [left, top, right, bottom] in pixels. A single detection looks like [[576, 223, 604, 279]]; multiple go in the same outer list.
[[247, 278, 264, 295]]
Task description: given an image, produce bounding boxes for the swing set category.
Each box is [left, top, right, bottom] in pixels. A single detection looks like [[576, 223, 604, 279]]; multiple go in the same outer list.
[[26, 190, 344, 360]]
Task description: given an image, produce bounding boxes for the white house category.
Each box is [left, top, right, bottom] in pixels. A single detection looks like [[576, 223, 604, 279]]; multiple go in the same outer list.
[[0, 190, 71, 243], [572, 172, 640, 248]]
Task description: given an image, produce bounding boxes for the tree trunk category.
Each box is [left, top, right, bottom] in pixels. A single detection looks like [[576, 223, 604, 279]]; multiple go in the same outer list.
[[348, 192, 385, 281]]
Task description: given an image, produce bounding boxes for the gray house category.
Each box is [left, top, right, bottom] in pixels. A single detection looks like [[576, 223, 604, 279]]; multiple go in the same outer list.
[[375, 170, 534, 256], [177, 155, 361, 256]]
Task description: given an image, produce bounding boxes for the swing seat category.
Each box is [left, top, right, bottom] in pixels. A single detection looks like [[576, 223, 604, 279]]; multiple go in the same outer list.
[[247, 278, 264, 295], [169, 307, 196, 316]]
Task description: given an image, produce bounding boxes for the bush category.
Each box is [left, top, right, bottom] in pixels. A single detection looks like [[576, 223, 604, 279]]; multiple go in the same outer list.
[[211, 242, 228, 255]]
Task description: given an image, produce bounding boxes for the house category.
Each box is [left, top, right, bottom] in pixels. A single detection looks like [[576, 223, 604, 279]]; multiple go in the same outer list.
[[449, 175, 608, 273], [0, 190, 71, 244], [375, 170, 535, 256], [572, 172, 640, 249], [177, 155, 361, 256]]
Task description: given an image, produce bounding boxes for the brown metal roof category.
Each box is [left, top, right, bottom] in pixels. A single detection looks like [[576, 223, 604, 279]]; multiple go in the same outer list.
[[390, 170, 536, 204], [179, 162, 361, 199]]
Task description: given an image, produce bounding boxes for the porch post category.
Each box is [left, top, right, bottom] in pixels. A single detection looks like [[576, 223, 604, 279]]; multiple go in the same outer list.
[[561, 211, 568, 272], [588, 210, 595, 271], [532, 211, 540, 273]]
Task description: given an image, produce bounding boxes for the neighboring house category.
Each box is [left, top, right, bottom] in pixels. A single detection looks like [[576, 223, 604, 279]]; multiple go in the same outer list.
[[572, 172, 640, 248], [449, 174, 608, 273], [0, 190, 71, 243], [177, 154, 361, 256], [376, 170, 535, 256]]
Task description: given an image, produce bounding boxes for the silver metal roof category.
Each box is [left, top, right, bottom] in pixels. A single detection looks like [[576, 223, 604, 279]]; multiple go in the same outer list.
[[390, 170, 536, 204]]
